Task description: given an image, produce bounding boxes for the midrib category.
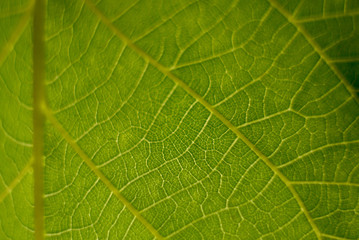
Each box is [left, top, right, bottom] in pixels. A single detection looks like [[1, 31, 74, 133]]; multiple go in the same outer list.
[[81, 0, 322, 239]]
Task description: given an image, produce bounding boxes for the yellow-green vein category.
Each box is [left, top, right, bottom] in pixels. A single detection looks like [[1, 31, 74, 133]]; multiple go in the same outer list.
[[0, 158, 32, 204], [42, 104, 165, 240], [291, 181, 359, 187], [83, 0, 322, 239], [321, 233, 351, 240], [268, 0, 359, 104], [0, 0, 33, 66]]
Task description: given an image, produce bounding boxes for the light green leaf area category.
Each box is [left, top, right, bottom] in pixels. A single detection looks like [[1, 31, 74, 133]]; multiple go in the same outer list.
[[1, 0, 359, 239]]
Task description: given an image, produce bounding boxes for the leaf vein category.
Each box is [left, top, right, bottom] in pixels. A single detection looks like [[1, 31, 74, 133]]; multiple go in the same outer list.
[[43, 105, 165, 240], [267, 0, 359, 105], [83, 0, 325, 238], [0, 158, 32, 204]]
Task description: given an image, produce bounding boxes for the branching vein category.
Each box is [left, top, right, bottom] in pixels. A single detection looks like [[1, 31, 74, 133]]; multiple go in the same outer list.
[[83, 0, 324, 239]]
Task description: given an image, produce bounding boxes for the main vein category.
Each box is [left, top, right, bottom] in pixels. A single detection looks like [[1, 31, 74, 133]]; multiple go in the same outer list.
[[32, 0, 46, 239], [83, 0, 322, 239], [42, 105, 164, 240]]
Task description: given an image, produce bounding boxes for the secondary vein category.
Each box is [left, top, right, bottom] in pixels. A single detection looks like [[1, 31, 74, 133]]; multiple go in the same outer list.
[[43, 105, 165, 240], [0, 158, 33, 204], [267, 0, 359, 105], [0, 0, 33, 66], [83, 0, 322, 239]]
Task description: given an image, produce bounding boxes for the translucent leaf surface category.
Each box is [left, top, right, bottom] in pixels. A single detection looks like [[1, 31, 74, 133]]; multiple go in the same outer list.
[[1, 0, 359, 239]]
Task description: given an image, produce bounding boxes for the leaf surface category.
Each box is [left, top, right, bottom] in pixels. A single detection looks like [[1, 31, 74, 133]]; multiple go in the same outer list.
[[0, 0, 359, 239]]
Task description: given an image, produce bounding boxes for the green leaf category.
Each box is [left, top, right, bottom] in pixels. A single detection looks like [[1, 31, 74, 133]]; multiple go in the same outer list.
[[1, 0, 359, 239]]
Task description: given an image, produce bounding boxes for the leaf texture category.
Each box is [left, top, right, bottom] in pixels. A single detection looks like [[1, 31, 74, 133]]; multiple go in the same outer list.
[[0, 0, 359, 239]]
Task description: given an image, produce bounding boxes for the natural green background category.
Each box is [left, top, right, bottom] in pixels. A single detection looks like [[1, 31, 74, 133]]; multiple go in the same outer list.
[[1, 0, 359, 239]]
